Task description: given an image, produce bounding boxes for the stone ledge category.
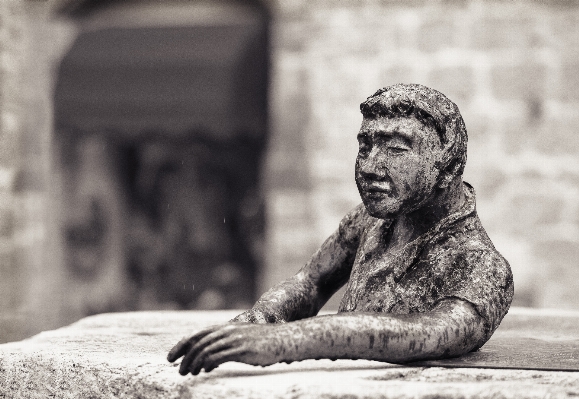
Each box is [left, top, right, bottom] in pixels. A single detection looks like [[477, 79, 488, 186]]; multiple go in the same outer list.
[[2, 308, 579, 398]]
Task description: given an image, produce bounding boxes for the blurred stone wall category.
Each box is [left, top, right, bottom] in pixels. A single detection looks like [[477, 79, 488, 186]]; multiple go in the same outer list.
[[2, 0, 579, 342], [0, 0, 75, 342], [264, 0, 579, 309], [0, 0, 27, 343]]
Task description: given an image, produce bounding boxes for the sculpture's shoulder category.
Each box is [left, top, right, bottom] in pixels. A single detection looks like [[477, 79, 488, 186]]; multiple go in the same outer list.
[[442, 227, 514, 304], [459, 223, 512, 283], [427, 207, 508, 269], [427, 211, 514, 346]]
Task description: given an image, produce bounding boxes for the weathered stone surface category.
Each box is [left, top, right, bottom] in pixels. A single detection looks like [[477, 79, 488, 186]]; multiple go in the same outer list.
[[2, 308, 579, 398]]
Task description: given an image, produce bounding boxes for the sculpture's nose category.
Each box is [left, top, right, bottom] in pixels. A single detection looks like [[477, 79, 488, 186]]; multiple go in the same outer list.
[[357, 149, 387, 181]]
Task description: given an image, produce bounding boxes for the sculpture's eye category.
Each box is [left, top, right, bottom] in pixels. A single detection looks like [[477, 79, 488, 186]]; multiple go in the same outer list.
[[357, 136, 371, 155], [383, 135, 411, 155], [387, 146, 409, 154]]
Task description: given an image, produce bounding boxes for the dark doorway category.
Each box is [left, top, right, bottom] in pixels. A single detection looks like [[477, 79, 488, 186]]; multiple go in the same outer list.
[[53, 1, 268, 313]]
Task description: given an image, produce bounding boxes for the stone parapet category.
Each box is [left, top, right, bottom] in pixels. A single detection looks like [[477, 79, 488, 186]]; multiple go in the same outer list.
[[2, 308, 579, 398]]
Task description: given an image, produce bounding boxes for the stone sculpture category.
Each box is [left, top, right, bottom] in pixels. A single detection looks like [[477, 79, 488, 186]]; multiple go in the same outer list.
[[168, 83, 514, 376]]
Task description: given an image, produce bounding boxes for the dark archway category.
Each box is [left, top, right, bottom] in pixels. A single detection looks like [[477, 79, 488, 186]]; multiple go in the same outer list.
[[53, 0, 269, 312]]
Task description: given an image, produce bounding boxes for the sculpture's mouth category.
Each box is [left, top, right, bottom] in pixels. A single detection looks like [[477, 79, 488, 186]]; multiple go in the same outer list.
[[361, 183, 392, 195], [362, 187, 393, 201]]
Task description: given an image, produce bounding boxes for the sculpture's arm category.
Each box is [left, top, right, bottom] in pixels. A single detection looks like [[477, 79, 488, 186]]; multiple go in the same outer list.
[[168, 298, 485, 375], [233, 206, 366, 324]]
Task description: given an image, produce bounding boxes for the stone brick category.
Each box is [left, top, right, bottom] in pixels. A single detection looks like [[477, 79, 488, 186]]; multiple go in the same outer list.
[[427, 66, 475, 105], [473, 168, 507, 200], [508, 194, 563, 231], [271, 75, 310, 154], [392, 10, 421, 49], [491, 64, 547, 101], [537, 117, 579, 155], [418, 15, 457, 53], [274, 0, 310, 19], [0, 204, 14, 237], [559, 63, 579, 102], [275, 20, 309, 53], [501, 117, 540, 154], [13, 166, 45, 192], [0, 111, 20, 167], [558, 175, 579, 220], [534, 240, 579, 307], [268, 65, 310, 190], [471, 16, 539, 50], [306, 9, 394, 57], [551, 12, 579, 58]]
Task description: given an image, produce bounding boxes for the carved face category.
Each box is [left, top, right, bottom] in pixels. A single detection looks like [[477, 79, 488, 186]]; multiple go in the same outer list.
[[355, 115, 445, 219]]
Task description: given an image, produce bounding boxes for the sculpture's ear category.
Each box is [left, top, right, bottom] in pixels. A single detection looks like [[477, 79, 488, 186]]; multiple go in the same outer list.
[[437, 170, 454, 189], [437, 156, 461, 189]]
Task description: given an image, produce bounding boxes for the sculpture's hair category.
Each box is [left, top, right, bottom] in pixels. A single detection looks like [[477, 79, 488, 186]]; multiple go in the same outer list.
[[360, 83, 468, 178]]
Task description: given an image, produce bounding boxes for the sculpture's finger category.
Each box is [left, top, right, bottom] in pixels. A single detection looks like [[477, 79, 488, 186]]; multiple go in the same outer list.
[[186, 325, 240, 359], [178, 328, 232, 375], [189, 340, 235, 375], [198, 347, 247, 374], [167, 337, 192, 362], [179, 348, 198, 375], [189, 341, 231, 375], [168, 328, 216, 362]]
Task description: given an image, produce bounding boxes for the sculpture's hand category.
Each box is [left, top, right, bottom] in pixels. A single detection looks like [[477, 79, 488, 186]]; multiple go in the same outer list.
[[167, 323, 287, 376], [230, 308, 287, 324]]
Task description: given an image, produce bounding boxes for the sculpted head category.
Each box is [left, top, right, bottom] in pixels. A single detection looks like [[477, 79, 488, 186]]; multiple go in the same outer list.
[[356, 84, 468, 219]]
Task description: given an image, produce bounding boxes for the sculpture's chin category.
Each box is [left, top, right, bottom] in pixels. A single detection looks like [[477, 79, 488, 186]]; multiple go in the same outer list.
[[361, 199, 400, 220]]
